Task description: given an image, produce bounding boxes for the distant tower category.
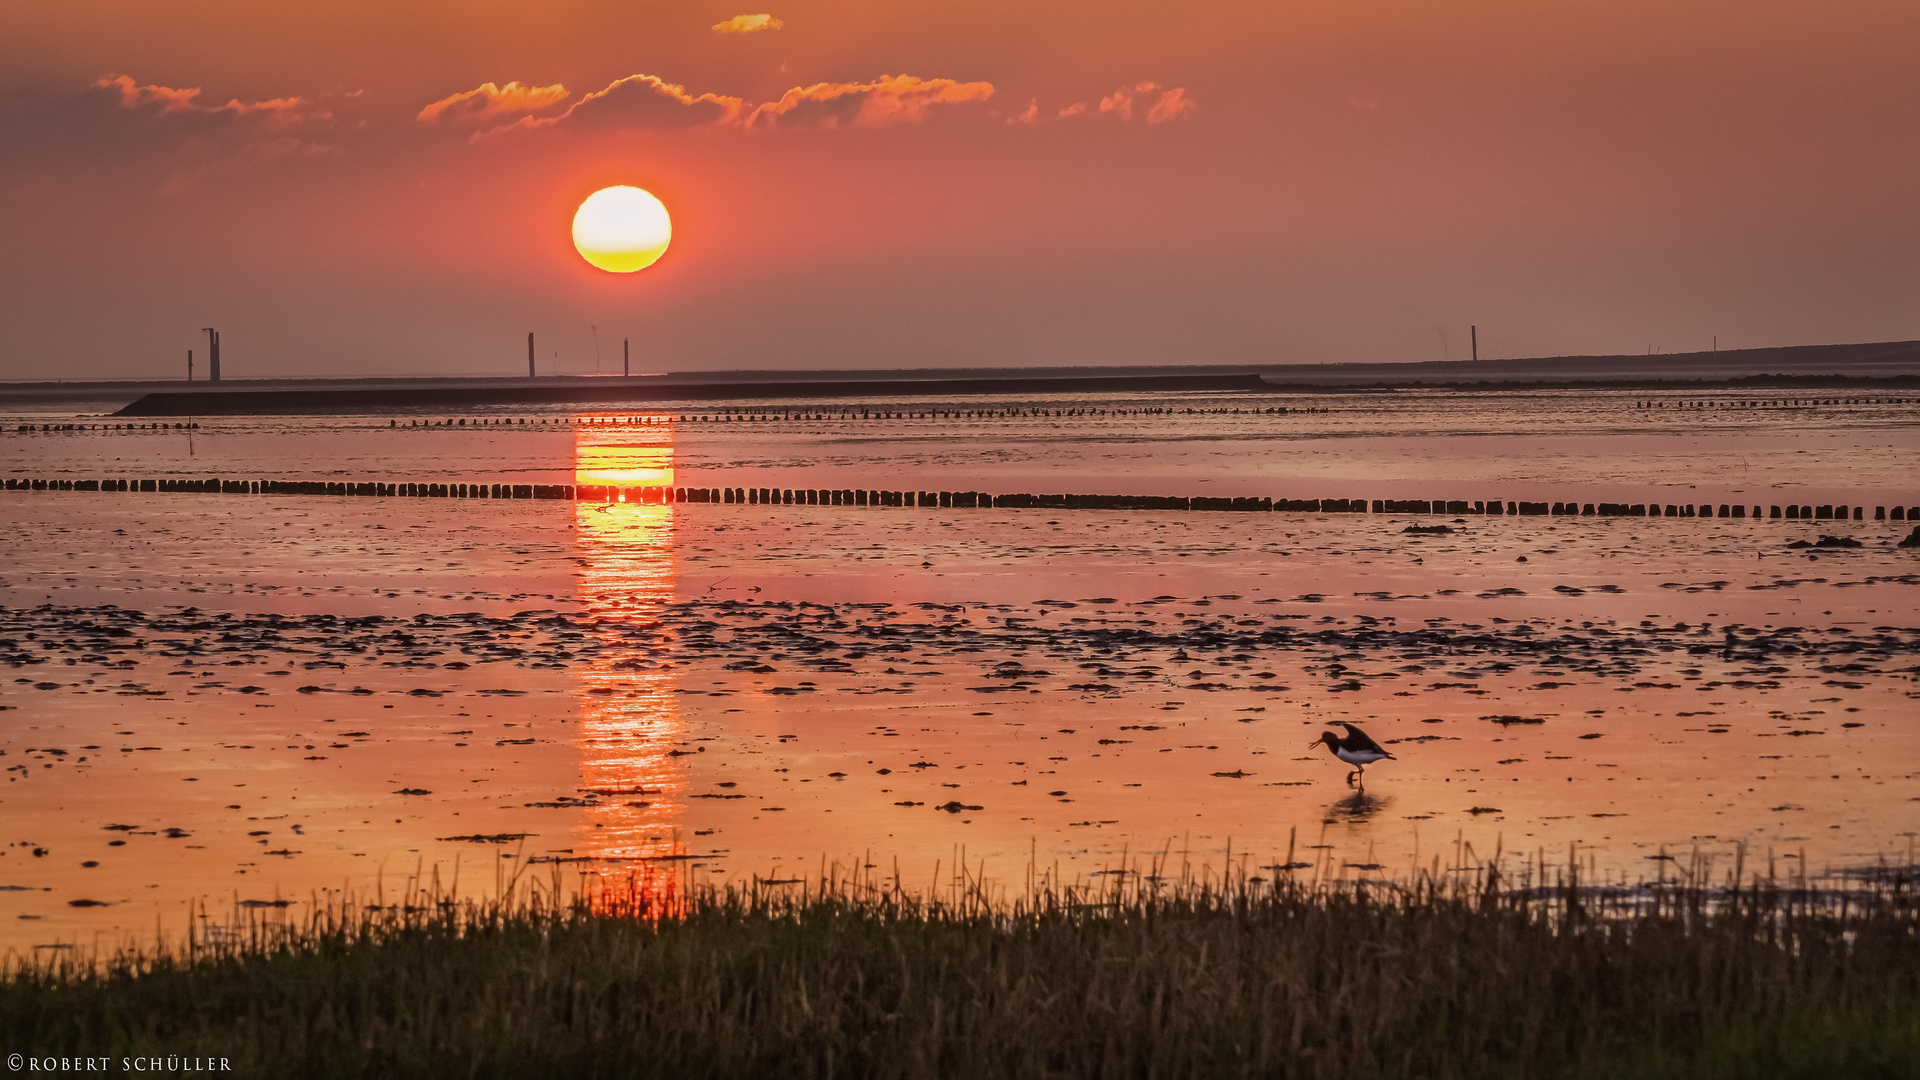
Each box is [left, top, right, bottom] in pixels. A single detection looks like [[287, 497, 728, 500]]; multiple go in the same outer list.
[[1470, 325, 1478, 364], [528, 332, 535, 378], [202, 328, 221, 381], [187, 349, 193, 382]]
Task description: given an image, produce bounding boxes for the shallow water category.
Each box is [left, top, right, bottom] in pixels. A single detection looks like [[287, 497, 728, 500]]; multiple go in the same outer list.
[[2, 387, 1917, 955], [8, 387, 1919, 504]]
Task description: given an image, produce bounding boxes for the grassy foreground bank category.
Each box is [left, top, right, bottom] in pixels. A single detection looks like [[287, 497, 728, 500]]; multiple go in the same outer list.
[[5, 861, 1917, 1079]]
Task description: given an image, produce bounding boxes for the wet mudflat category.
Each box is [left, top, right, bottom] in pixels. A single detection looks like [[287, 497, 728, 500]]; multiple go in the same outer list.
[[6, 386, 1918, 506], [3, 478, 1917, 955]]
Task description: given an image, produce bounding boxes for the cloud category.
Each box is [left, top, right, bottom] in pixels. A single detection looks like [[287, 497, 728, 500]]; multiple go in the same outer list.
[[417, 81, 568, 124], [712, 13, 783, 33], [747, 75, 994, 129], [1144, 86, 1197, 124], [0, 74, 337, 177], [479, 74, 741, 137], [539, 74, 740, 131], [462, 71, 994, 138], [1006, 101, 1039, 125], [92, 74, 324, 131], [1081, 82, 1195, 124], [1097, 81, 1153, 122]]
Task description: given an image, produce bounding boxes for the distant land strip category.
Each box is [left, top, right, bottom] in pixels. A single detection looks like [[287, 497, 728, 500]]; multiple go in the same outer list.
[[0, 337, 1903, 411], [6, 475, 1915, 527], [114, 373, 1269, 417], [1268, 373, 1920, 392], [110, 371, 1920, 417]]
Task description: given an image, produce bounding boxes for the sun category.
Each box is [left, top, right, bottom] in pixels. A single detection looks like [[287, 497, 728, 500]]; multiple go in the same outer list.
[[572, 186, 671, 273]]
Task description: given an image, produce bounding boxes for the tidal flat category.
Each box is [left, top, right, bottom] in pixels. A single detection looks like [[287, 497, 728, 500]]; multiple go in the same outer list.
[[1, 387, 1916, 961]]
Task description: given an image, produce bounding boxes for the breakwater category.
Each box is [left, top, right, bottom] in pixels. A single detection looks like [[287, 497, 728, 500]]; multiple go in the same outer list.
[[4, 476, 1913, 521], [15, 404, 1331, 436]]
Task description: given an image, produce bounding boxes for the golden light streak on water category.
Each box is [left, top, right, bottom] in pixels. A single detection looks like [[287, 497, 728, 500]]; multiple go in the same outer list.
[[571, 420, 684, 913], [572, 415, 676, 491]]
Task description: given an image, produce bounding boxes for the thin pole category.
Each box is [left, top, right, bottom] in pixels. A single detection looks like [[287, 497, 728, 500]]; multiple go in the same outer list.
[[1470, 325, 1477, 363], [528, 332, 535, 378], [624, 338, 629, 377], [187, 349, 193, 382]]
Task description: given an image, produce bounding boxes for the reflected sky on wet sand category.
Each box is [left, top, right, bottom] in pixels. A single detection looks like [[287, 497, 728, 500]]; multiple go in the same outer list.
[[1, 391, 1917, 953]]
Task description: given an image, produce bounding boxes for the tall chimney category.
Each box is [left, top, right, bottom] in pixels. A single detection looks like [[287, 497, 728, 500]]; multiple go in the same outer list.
[[202, 328, 220, 382], [528, 332, 535, 378]]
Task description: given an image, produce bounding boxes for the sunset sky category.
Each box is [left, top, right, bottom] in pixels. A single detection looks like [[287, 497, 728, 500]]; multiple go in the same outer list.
[[2, 0, 1915, 381]]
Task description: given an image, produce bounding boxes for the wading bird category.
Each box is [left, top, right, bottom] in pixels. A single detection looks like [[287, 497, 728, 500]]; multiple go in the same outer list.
[[1312, 722, 1394, 787]]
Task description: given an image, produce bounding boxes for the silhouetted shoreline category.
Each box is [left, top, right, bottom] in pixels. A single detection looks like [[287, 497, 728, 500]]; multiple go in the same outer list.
[[111, 373, 1269, 416], [0, 337, 1909, 414]]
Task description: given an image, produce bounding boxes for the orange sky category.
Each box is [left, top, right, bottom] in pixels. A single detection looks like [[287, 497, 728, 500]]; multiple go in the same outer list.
[[2, 0, 1916, 379]]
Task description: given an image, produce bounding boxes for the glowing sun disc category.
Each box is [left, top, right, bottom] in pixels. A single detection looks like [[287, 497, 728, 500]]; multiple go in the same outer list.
[[572, 186, 671, 273]]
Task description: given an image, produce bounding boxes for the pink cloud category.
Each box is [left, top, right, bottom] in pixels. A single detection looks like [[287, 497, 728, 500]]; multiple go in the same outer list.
[[417, 81, 568, 124], [1099, 81, 1163, 122], [488, 74, 741, 135], [93, 74, 322, 130], [463, 71, 997, 138], [746, 75, 994, 129], [0, 74, 345, 184], [1082, 82, 1195, 124], [1145, 86, 1197, 124]]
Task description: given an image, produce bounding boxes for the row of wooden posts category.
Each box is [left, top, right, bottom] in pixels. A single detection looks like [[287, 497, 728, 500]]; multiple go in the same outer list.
[[15, 407, 1332, 437], [16, 422, 200, 432], [1634, 397, 1911, 408], [18, 398, 1909, 437], [391, 406, 1337, 425], [5, 476, 1915, 522]]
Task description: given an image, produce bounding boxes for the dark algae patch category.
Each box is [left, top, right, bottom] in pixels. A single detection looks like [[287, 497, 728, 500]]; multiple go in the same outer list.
[[7, 600, 1920, 692]]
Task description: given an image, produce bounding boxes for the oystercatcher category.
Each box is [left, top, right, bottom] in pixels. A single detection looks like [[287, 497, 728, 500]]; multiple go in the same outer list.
[[1312, 722, 1394, 787]]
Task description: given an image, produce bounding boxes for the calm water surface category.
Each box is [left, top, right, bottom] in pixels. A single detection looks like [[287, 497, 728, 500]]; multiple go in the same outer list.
[[2, 387, 1916, 954]]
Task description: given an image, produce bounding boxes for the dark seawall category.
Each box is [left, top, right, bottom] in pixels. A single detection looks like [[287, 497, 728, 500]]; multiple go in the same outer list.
[[114, 373, 1270, 417]]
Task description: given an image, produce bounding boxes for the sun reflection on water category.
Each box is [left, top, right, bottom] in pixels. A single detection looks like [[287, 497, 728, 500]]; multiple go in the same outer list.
[[573, 414, 675, 491], [571, 418, 685, 913]]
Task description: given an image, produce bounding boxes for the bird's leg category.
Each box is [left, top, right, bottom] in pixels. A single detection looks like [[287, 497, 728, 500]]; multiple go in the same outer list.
[[1346, 768, 1357, 787]]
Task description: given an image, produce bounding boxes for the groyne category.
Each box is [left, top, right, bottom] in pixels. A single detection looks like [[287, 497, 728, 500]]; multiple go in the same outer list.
[[4, 476, 1912, 522]]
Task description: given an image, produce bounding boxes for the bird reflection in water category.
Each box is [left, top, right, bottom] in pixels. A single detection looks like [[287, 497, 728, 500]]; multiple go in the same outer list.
[[1326, 790, 1392, 822], [570, 419, 686, 915]]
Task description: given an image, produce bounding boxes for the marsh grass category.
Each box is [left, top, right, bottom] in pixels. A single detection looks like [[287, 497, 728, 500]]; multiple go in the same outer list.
[[5, 843, 1917, 1079]]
